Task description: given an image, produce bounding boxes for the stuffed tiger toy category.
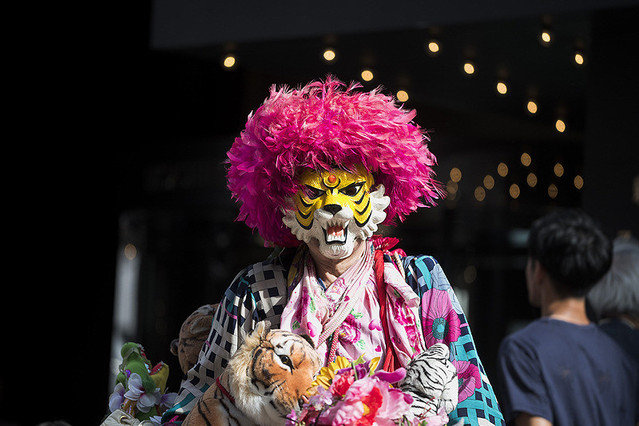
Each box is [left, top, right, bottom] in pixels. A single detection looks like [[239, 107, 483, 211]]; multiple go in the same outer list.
[[400, 343, 458, 418], [170, 303, 218, 374], [182, 320, 322, 426]]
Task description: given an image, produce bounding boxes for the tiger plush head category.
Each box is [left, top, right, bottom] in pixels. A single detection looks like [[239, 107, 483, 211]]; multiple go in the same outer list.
[[400, 343, 458, 417], [228, 321, 322, 425]]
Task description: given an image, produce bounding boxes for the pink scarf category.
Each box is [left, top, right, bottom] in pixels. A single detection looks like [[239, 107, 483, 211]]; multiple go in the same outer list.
[[280, 239, 425, 367]]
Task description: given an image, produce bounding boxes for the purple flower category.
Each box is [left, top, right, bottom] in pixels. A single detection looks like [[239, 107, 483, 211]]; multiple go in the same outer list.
[[158, 391, 177, 409], [108, 383, 126, 413], [308, 386, 334, 410], [373, 367, 406, 385], [124, 373, 159, 413]]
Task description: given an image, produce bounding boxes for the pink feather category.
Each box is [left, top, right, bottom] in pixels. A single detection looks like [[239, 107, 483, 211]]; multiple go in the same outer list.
[[226, 76, 444, 247]]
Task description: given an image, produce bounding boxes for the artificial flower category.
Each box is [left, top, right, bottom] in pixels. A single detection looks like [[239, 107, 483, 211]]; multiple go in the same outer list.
[[308, 386, 333, 410], [108, 383, 126, 413], [330, 369, 355, 397], [124, 373, 159, 413], [311, 356, 355, 390], [158, 390, 178, 409], [289, 356, 417, 426]]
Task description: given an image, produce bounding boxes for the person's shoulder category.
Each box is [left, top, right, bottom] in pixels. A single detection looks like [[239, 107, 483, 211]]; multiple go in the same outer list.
[[228, 250, 291, 292], [501, 319, 550, 350]]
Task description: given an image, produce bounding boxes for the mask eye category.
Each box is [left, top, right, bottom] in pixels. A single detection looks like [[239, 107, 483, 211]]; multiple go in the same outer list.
[[340, 182, 363, 197], [304, 185, 325, 200]]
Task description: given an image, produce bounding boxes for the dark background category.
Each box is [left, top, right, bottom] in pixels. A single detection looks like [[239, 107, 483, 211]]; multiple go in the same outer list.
[[3, 1, 638, 425]]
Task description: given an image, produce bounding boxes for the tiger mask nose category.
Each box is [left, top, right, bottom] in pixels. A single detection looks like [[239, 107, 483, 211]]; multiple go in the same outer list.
[[323, 204, 342, 215]]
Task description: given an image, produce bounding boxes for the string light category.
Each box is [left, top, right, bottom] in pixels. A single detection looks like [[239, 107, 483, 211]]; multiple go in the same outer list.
[[396, 90, 409, 102], [323, 49, 336, 62], [222, 55, 236, 69], [446, 180, 459, 195], [427, 40, 440, 54], [496, 81, 508, 95], [361, 70, 374, 82], [483, 175, 495, 190], [554, 162, 564, 177], [527, 172, 538, 187], [447, 180, 458, 201], [464, 265, 477, 284], [574, 51, 585, 65], [527, 100, 538, 114], [548, 184, 558, 199], [497, 162, 509, 177], [509, 184, 521, 199], [463, 61, 475, 75], [521, 153, 532, 167], [540, 29, 552, 45], [124, 243, 137, 260], [474, 186, 486, 202], [450, 167, 462, 183], [555, 119, 566, 133], [574, 175, 584, 189]]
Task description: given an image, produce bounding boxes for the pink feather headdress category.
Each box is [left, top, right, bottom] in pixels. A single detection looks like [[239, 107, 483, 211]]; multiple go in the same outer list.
[[227, 76, 444, 247]]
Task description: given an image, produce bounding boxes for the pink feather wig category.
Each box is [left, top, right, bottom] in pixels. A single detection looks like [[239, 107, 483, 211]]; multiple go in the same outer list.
[[226, 76, 444, 247]]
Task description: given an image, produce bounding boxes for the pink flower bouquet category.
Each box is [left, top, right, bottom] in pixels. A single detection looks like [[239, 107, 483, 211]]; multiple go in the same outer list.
[[286, 356, 452, 426]]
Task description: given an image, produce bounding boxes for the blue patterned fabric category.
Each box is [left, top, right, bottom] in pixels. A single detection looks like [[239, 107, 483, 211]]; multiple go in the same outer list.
[[162, 251, 504, 425], [403, 255, 505, 425]]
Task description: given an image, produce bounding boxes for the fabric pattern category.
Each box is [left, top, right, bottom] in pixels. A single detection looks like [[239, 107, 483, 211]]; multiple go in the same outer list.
[[162, 252, 504, 425]]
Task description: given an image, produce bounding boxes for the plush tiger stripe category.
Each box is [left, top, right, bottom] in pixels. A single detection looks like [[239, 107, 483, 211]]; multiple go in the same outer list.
[[400, 343, 459, 418], [183, 321, 321, 426]]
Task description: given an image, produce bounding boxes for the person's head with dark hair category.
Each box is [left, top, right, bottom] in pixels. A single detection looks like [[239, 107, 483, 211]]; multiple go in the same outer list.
[[525, 209, 612, 314], [587, 236, 639, 322]]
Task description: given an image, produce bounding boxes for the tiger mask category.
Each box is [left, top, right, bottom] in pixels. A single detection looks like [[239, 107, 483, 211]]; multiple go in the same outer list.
[[183, 320, 322, 426]]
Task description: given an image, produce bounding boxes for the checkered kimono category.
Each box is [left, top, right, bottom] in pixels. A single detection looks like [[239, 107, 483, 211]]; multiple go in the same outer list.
[[162, 250, 505, 425]]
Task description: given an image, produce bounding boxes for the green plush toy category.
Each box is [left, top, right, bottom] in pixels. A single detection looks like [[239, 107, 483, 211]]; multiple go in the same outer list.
[[108, 342, 175, 423]]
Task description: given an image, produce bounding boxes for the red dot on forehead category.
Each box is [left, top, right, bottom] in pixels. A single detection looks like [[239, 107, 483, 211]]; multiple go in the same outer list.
[[327, 174, 337, 183]]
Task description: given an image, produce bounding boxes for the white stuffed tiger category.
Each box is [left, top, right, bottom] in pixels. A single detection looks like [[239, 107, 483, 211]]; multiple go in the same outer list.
[[400, 343, 458, 418], [182, 320, 322, 426]]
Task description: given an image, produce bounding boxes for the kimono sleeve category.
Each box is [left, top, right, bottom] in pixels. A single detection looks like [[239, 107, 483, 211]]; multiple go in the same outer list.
[[404, 254, 506, 426], [161, 260, 288, 424]]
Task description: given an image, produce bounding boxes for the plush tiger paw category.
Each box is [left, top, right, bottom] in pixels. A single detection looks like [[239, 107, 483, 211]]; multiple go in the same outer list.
[[400, 343, 458, 418]]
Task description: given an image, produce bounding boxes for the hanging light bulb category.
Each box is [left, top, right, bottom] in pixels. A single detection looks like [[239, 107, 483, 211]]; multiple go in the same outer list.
[[555, 119, 566, 133], [397, 90, 409, 102], [323, 48, 336, 62], [496, 81, 508, 95], [361, 69, 374, 82], [483, 175, 495, 190], [463, 61, 475, 75], [222, 55, 236, 69], [427, 39, 440, 54], [497, 162, 509, 177]]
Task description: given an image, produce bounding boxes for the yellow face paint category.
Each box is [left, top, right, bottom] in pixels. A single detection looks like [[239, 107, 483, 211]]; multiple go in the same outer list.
[[293, 166, 375, 230]]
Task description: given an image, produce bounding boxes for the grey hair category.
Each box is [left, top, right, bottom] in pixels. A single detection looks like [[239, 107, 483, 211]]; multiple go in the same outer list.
[[587, 236, 639, 321]]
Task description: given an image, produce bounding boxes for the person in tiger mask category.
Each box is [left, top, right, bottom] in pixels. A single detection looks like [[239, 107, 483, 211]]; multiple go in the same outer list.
[[163, 76, 505, 425]]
